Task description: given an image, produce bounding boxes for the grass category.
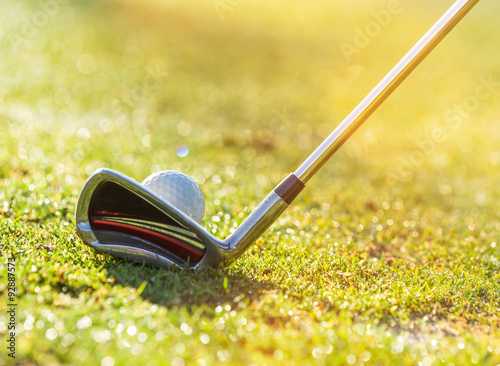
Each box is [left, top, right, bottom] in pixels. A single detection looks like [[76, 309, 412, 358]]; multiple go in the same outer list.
[[1, 0, 500, 364]]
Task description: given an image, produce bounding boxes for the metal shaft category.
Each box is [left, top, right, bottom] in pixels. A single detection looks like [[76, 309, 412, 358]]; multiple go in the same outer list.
[[294, 0, 480, 183]]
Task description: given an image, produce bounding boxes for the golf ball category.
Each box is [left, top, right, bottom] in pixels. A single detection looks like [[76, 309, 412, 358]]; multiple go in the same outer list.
[[142, 170, 205, 224]]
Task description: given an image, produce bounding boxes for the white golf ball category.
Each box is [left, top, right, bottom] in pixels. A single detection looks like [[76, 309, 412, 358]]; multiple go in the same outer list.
[[142, 170, 205, 224]]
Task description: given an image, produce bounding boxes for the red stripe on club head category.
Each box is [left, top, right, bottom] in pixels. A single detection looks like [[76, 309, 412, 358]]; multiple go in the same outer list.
[[91, 219, 204, 263]]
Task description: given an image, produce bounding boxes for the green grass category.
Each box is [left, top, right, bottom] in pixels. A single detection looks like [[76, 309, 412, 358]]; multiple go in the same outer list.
[[1, 0, 500, 364]]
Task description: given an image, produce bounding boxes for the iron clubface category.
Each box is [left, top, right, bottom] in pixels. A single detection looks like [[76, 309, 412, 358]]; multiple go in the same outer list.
[[75, 168, 304, 269]]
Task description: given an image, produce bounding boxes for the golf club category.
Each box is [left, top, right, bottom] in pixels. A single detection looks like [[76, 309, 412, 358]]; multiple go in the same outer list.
[[75, 0, 480, 269]]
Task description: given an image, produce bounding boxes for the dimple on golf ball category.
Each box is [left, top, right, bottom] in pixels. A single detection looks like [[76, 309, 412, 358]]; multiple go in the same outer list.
[[142, 170, 205, 224]]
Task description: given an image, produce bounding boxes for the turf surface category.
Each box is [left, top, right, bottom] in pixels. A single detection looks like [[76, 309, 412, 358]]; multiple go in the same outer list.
[[1, 0, 499, 365]]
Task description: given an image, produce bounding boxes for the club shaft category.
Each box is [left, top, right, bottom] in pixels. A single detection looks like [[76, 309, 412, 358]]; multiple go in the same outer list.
[[294, 0, 480, 183]]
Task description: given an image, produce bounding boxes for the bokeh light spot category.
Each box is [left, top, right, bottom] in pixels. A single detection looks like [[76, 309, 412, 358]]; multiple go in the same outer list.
[[124, 47, 144, 68], [77, 128, 90, 140], [77, 53, 97, 74], [176, 145, 189, 157], [101, 356, 115, 366], [177, 121, 192, 136], [296, 123, 312, 139], [51, 65, 66, 84], [142, 134, 152, 148]]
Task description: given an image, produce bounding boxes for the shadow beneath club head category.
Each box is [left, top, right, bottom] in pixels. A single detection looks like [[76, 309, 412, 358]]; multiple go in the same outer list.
[[101, 259, 278, 308]]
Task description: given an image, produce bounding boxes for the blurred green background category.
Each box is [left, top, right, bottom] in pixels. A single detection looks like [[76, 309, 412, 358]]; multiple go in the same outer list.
[[1, 0, 499, 365]]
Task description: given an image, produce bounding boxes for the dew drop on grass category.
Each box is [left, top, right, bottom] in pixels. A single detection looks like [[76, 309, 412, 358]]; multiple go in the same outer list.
[[360, 351, 371, 361], [131, 343, 142, 355], [273, 350, 283, 360], [312, 348, 324, 359], [101, 356, 115, 366], [73, 348, 89, 361], [180, 323, 192, 335], [346, 354, 356, 364], [95, 330, 112, 343], [54, 321, 64, 331], [127, 325, 137, 336], [172, 358, 185, 366], [138, 333, 147, 342], [200, 333, 210, 344], [46, 328, 57, 340], [155, 330, 165, 341], [217, 350, 230, 362], [175, 342, 186, 354], [62, 333, 75, 347], [24, 320, 33, 331], [76, 316, 92, 330]]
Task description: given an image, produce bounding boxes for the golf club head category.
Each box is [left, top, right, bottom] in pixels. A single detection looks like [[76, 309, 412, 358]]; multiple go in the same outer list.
[[75, 169, 227, 269]]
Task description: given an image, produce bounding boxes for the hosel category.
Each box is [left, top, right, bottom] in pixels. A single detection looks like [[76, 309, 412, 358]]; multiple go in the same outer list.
[[224, 174, 305, 263]]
